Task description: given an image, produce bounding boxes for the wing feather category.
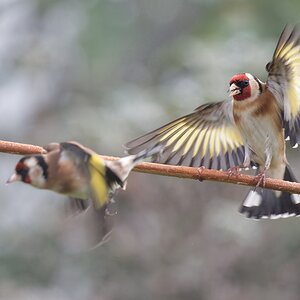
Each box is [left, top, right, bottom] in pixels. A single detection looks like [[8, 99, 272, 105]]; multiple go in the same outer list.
[[124, 101, 245, 170], [266, 24, 300, 146], [88, 154, 109, 208]]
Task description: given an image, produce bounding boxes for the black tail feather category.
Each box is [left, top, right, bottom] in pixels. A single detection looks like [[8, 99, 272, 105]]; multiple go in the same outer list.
[[240, 166, 300, 219], [105, 167, 124, 189]]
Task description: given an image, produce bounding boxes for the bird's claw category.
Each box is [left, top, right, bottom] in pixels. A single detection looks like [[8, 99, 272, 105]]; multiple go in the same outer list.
[[105, 208, 117, 217], [227, 166, 241, 177], [255, 170, 266, 188], [197, 166, 206, 182]]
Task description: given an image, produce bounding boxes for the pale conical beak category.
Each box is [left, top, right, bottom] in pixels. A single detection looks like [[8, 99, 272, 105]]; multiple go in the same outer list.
[[229, 83, 241, 97], [6, 173, 21, 184]]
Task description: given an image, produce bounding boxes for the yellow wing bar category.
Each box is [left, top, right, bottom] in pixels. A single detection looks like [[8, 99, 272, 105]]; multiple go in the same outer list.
[[88, 154, 109, 209]]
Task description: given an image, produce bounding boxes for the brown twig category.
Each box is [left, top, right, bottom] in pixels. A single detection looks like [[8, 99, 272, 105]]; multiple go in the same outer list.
[[1, 140, 300, 194], [102, 155, 300, 194], [0, 140, 46, 155]]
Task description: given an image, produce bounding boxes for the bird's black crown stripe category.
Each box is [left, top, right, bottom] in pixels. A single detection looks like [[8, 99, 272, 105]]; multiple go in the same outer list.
[[36, 156, 48, 180], [253, 76, 263, 94]]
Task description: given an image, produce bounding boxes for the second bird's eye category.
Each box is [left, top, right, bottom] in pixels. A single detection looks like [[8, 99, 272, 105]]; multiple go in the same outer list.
[[241, 80, 249, 87]]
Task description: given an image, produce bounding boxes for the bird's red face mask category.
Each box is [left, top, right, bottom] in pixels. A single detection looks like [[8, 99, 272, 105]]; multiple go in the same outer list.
[[229, 73, 251, 101], [7, 159, 32, 184]]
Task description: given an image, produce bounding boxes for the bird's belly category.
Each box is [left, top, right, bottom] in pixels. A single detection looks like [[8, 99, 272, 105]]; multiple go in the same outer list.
[[52, 178, 90, 200], [66, 189, 89, 200], [237, 114, 281, 166]]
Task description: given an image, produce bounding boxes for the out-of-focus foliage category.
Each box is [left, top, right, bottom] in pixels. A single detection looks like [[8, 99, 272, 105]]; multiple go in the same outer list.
[[1, 0, 300, 299]]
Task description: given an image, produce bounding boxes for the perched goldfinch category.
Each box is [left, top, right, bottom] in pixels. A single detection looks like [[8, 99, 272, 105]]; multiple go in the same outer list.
[[7, 141, 161, 241], [125, 24, 300, 219]]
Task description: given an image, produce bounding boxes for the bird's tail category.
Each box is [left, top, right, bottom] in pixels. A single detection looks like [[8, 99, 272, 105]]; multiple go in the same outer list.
[[105, 145, 162, 186], [240, 165, 300, 219]]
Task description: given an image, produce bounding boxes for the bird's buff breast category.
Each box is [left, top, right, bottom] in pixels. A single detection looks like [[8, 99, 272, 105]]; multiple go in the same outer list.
[[233, 96, 284, 167]]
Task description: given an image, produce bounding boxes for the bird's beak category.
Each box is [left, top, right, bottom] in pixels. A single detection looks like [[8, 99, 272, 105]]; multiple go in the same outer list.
[[229, 83, 241, 97], [6, 173, 21, 184]]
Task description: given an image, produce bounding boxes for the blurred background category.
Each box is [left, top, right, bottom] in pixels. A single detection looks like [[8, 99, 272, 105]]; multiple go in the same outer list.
[[0, 0, 300, 299]]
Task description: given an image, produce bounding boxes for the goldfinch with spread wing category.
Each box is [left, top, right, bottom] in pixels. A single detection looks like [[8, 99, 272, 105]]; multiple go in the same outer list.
[[125, 24, 300, 219], [7, 141, 161, 241]]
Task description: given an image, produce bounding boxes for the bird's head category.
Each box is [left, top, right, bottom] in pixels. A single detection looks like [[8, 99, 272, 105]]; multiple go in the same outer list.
[[229, 73, 262, 102], [7, 156, 48, 188]]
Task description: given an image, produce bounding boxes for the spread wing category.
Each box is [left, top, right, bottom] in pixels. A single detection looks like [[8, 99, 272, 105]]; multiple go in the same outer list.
[[124, 101, 245, 170], [266, 24, 300, 147]]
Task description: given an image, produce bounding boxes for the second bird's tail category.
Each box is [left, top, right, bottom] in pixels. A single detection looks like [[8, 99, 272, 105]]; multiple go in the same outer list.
[[240, 165, 300, 219], [105, 145, 162, 186]]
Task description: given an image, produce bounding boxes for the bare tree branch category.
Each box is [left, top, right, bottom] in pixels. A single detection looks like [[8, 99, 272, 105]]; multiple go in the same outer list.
[[101, 155, 300, 194], [0, 140, 46, 155], [2, 139, 300, 194]]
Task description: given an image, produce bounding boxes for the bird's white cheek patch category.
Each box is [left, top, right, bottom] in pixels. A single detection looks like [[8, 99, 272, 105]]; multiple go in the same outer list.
[[292, 194, 300, 204], [243, 190, 262, 207], [31, 167, 42, 178], [26, 157, 38, 168], [30, 166, 46, 188]]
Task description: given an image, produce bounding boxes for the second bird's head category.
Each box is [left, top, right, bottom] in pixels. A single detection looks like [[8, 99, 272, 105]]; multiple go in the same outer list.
[[229, 73, 263, 102], [7, 156, 48, 189]]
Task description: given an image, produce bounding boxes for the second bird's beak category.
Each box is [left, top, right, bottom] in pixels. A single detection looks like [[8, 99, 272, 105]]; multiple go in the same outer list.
[[6, 173, 21, 184], [229, 83, 241, 97]]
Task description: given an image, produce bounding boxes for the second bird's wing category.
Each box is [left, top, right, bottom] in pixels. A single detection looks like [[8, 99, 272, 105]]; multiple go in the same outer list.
[[124, 100, 245, 170], [266, 24, 300, 147]]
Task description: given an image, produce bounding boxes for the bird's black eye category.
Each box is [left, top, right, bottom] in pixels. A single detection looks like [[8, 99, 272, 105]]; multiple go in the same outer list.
[[240, 80, 249, 88]]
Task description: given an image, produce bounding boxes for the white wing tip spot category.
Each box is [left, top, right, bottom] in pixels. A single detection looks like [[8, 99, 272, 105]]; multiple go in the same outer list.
[[270, 214, 282, 219], [282, 212, 296, 218], [261, 213, 296, 219], [243, 191, 262, 207], [292, 194, 300, 204], [292, 143, 299, 149]]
